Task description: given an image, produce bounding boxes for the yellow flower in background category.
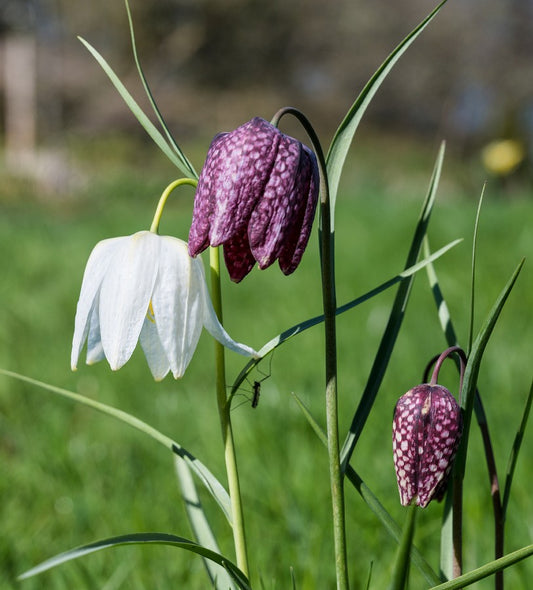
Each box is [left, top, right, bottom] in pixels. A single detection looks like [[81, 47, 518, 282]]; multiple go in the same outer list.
[[481, 139, 525, 176]]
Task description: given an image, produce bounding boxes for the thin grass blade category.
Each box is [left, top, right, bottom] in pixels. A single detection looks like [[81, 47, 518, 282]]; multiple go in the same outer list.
[[428, 543, 533, 589], [502, 378, 533, 518], [78, 37, 194, 177], [174, 457, 237, 589], [0, 369, 233, 524], [455, 259, 525, 477], [326, 0, 448, 221], [124, 0, 197, 179], [387, 505, 417, 590], [18, 533, 251, 589], [230, 234, 459, 395], [340, 142, 446, 471]]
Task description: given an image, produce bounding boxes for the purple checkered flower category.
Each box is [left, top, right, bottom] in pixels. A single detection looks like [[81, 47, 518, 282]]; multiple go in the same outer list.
[[392, 384, 463, 508], [188, 117, 319, 282]]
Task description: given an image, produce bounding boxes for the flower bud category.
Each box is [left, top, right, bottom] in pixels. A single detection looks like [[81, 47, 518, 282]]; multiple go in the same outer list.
[[188, 117, 319, 282], [392, 384, 462, 508]]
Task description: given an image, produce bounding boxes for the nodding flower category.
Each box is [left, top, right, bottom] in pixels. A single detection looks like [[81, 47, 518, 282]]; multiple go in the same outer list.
[[392, 383, 463, 508], [71, 231, 257, 380], [188, 117, 319, 282]]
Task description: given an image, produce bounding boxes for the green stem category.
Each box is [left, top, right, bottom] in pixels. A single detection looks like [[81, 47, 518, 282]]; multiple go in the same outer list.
[[272, 106, 349, 590], [149, 178, 197, 233], [209, 246, 249, 577]]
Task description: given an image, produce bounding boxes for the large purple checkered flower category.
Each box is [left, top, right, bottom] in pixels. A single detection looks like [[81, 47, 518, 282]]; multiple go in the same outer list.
[[392, 384, 463, 508], [188, 117, 319, 282]]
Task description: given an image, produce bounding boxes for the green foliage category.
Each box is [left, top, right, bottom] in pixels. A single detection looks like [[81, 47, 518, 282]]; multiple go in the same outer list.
[[1, 145, 532, 587]]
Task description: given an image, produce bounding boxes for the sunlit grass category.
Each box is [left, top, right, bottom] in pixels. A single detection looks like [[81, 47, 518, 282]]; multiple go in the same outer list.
[[1, 137, 532, 588]]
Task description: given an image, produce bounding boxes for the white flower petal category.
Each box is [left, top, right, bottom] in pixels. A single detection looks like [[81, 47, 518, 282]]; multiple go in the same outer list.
[[139, 316, 171, 381], [99, 231, 159, 370], [151, 237, 203, 379], [196, 257, 258, 358], [86, 294, 105, 365], [71, 237, 124, 370]]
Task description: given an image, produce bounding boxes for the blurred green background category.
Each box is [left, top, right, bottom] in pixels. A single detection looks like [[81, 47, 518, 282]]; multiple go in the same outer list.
[[1, 0, 533, 588]]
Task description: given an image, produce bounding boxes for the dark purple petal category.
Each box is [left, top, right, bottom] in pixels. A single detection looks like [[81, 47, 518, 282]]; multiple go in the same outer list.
[[222, 225, 256, 283], [188, 118, 281, 257], [392, 384, 462, 508], [188, 132, 228, 256], [247, 135, 301, 269], [278, 146, 319, 274]]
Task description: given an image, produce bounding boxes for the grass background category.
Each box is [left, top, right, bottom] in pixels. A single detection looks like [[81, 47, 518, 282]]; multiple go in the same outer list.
[[1, 133, 532, 589]]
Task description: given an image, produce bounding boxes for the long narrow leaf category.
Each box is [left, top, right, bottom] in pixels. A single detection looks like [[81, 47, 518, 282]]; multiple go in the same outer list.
[[340, 142, 446, 471], [502, 378, 533, 518], [387, 505, 417, 590], [0, 369, 232, 524], [18, 533, 250, 589], [428, 543, 533, 590], [231, 234, 459, 395], [326, 0, 448, 221], [422, 236, 504, 582], [78, 37, 194, 177], [455, 259, 525, 477], [124, 1, 197, 179], [174, 457, 237, 589]]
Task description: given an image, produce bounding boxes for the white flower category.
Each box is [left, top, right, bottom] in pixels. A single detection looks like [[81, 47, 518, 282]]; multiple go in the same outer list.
[[71, 231, 257, 380]]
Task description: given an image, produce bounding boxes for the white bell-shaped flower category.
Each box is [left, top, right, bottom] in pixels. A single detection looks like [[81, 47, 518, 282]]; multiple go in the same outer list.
[[71, 231, 257, 380]]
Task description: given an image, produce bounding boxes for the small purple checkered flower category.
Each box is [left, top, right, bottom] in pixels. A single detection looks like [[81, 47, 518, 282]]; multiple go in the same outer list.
[[188, 117, 319, 282], [392, 384, 463, 508]]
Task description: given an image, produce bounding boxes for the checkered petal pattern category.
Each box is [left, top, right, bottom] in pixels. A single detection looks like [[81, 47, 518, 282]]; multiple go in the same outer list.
[[392, 384, 463, 508], [188, 117, 319, 282]]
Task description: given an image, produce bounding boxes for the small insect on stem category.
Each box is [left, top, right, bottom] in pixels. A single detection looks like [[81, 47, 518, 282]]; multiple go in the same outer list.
[[251, 381, 261, 408]]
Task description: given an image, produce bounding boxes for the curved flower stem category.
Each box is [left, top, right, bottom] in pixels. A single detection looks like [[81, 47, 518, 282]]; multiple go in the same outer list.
[[273, 106, 349, 590], [149, 177, 198, 233], [209, 245, 249, 577]]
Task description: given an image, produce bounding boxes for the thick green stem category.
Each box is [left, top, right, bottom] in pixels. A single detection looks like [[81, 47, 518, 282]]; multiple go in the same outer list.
[[209, 246, 249, 577]]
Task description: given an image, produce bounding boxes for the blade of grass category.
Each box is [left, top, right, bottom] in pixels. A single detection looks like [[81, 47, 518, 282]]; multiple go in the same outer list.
[[455, 259, 525, 478], [340, 142, 446, 472], [502, 378, 533, 519], [387, 505, 417, 590], [423, 236, 505, 584], [0, 368, 233, 525], [78, 37, 194, 177], [326, 0, 448, 221], [230, 236, 460, 396], [124, 0, 197, 179], [174, 457, 237, 589], [18, 533, 251, 589], [428, 543, 533, 590]]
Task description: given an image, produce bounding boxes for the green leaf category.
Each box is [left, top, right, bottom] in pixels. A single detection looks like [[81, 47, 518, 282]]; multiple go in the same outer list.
[[502, 378, 533, 519], [428, 543, 533, 589], [124, 0, 197, 179], [18, 533, 251, 589], [455, 259, 525, 478], [174, 457, 237, 589], [340, 142, 446, 471], [230, 233, 459, 396], [325, 0, 448, 223], [0, 369, 233, 525], [387, 505, 417, 590], [78, 36, 195, 178]]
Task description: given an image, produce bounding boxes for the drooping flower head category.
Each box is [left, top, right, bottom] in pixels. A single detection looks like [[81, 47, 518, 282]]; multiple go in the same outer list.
[[188, 117, 319, 282], [71, 231, 257, 380], [392, 384, 463, 508]]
